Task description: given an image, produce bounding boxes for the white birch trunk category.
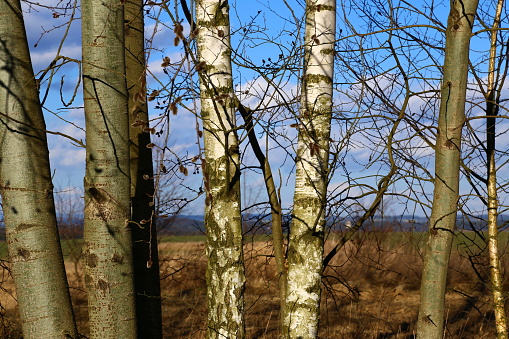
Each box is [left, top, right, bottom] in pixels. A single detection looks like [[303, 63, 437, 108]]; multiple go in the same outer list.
[[485, 0, 507, 337], [284, 1, 336, 338], [195, 1, 246, 338]]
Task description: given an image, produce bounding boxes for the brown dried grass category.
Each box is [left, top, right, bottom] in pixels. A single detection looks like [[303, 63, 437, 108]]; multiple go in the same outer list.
[[0, 232, 505, 338]]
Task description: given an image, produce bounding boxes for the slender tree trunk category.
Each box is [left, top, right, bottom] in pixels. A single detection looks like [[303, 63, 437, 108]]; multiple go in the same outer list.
[[485, 0, 507, 336], [196, 1, 246, 337], [284, 1, 336, 338], [237, 104, 287, 333], [82, 0, 137, 337], [0, 1, 77, 338], [125, 0, 163, 337], [417, 0, 479, 338]]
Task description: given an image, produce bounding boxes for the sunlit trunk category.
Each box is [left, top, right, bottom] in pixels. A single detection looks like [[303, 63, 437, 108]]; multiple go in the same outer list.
[[0, 0, 77, 337], [284, 1, 336, 337], [485, 0, 507, 337], [417, 0, 479, 337], [195, 0, 246, 337], [82, 0, 137, 337]]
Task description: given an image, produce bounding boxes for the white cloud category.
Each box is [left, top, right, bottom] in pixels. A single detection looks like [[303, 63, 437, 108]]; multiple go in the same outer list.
[[31, 45, 82, 74]]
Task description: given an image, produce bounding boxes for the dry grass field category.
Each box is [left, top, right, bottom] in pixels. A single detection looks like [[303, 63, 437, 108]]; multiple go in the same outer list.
[[0, 230, 505, 338]]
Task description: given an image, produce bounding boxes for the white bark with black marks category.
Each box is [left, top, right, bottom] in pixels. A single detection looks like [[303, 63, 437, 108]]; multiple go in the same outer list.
[[284, 1, 336, 338], [196, 1, 246, 338]]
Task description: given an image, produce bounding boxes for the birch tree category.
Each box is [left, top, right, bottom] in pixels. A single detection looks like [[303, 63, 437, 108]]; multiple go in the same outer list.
[[125, 0, 162, 336], [417, 0, 479, 337], [463, 0, 509, 335], [483, 1, 507, 337], [0, 1, 77, 338], [195, 0, 246, 337], [284, 1, 336, 337], [82, 0, 137, 337]]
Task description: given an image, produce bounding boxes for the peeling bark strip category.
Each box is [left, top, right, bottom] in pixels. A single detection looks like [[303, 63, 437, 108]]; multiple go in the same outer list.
[[195, 1, 246, 338], [0, 1, 78, 338], [416, 0, 479, 338], [284, 1, 336, 338], [82, 0, 137, 337]]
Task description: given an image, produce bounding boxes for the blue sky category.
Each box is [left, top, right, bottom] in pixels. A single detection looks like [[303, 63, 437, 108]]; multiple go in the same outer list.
[[22, 0, 309, 215], [20, 0, 509, 221]]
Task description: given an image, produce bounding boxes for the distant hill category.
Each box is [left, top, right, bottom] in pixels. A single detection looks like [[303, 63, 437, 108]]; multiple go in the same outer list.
[[157, 215, 205, 235], [0, 213, 508, 240]]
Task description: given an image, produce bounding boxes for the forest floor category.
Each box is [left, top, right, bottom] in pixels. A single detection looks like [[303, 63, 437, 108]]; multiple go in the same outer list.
[[0, 231, 503, 338]]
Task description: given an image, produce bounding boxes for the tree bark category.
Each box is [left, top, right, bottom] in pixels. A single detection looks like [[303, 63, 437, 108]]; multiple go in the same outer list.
[[284, 1, 336, 338], [485, 0, 507, 336], [417, 0, 479, 337], [82, 0, 137, 337], [237, 104, 287, 333], [125, 0, 163, 337], [0, 1, 77, 338], [195, 1, 246, 337]]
